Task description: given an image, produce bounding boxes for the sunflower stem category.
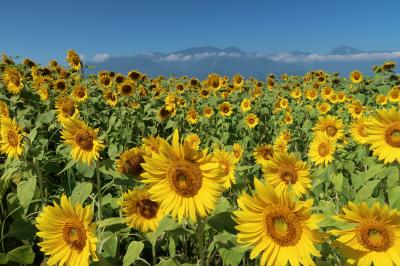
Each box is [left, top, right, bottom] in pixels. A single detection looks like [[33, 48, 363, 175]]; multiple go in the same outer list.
[[196, 216, 205, 266], [96, 163, 102, 221], [33, 158, 47, 206], [152, 244, 156, 266]]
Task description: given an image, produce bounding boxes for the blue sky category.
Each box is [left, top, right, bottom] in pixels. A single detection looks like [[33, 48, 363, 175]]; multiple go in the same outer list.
[[1, 0, 399, 63]]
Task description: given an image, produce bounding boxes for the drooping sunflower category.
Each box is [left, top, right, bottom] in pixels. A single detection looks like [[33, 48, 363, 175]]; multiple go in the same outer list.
[[184, 133, 201, 150], [61, 118, 105, 165], [218, 101, 233, 117], [262, 152, 311, 197], [0, 100, 9, 118], [66, 49, 82, 71], [36, 194, 98, 266], [240, 98, 251, 112], [234, 179, 324, 266], [308, 132, 336, 166], [350, 70, 363, 83], [186, 108, 198, 124], [71, 83, 89, 102], [0, 118, 25, 158], [213, 149, 236, 189], [313, 115, 344, 141], [158, 106, 175, 121], [2, 67, 23, 94], [245, 113, 259, 128], [120, 188, 164, 233], [118, 81, 136, 97], [365, 107, 400, 163], [330, 202, 400, 266], [115, 147, 147, 177], [253, 144, 274, 165], [350, 117, 370, 145], [55, 96, 79, 124], [141, 129, 225, 222]]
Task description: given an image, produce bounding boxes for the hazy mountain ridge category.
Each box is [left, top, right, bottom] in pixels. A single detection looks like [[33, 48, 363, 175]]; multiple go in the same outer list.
[[87, 46, 399, 78]]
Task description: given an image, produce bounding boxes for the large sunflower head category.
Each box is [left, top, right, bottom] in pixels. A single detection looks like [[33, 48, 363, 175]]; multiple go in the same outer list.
[[71, 83, 89, 102], [120, 188, 164, 232], [55, 96, 79, 124], [365, 107, 400, 163], [313, 115, 344, 141], [253, 144, 274, 165], [36, 194, 98, 265], [262, 152, 311, 197], [116, 147, 147, 177], [61, 118, 105, 165], [234, 179, 324, 266], [2, 67, 23, 94], [308, 132, 336, 166], [0, 118, 25, 159], [330, 202, 400, 266], [141, 129, 225, 222], [66, 49, 82, 71]]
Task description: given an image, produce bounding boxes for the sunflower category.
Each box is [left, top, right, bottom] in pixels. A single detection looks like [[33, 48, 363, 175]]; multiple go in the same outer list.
[[0, 118, 25, 158], [35, 194, 98, 266], [321, 87, 333, 100], [53, 79, 67, 92], [290, 88, 302, 99], [38, 87, 49, 101], [330, 202, 400, 266], [142, 136, 161, 154], [55, 96, 79, 124], [283, 112, 293, 125], [337, 91, 347, 103], [207, 73, 221, 90], [308, 132, 336, 166], [103, 89, 117, 107], [316, 102, 331, 114], [262, 152, 311, 197], [175, 83, 185, 93], [23, 58, 36, 68], [120, 188, 164, 233], [184, 133, 201, 150], [118, 81, 136, 97], [388, 86, 400, 103], [313, 115, 344, 140], [141, 129, 225, 222], [305, 88, 318, 101], [128, 70, 142, 81], [348, 102, 364, 119], [218, 102, 233, 117], [351, 117, 370, 145], [61, 118, 105, 165], [232, 143, 243, 163], [253, 144, 274, 165], [234, 179, 324, 266], [186, 108, 198, 124], [365, 107, 400, 163], [0, 100, 9, 118], [376, 94, 388, 106], [279, 98, 289, 109], [350, 70, 363, 83], [71, 83, 88, 102], [66, 49, 82, 71], [199, 87, 211, 99], [203, 106, 213, 118], [245, 113, 259, 128], [116, 148, 146, 177], [273, 135, 288, 154], [98, 76, 112, 88], [213, 149, 236, 189], [114, 73, 126, 84], [240, 98, 251, 112], [164, 93, 176, 111], [2, 67, 23, 94], [233, 74, 244, 89]]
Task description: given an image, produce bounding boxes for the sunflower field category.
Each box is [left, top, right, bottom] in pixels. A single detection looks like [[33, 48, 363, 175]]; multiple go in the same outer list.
[[0, 50, 399, 266]]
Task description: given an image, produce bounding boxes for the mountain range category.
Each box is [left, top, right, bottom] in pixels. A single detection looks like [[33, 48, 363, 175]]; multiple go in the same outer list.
[[86, 46, 400, 79]]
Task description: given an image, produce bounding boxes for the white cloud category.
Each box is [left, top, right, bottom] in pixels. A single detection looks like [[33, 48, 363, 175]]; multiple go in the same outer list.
[[93, 53, 110, 63], [159, 52, 243, 62]]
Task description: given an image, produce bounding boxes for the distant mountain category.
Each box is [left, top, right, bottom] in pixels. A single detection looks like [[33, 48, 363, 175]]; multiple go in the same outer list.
[[87, 46, 399, 78]]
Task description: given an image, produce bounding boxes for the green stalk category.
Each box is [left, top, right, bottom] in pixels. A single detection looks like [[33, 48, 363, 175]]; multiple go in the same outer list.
[[96, 163, 102, 221], [196, 216, 205, 266]]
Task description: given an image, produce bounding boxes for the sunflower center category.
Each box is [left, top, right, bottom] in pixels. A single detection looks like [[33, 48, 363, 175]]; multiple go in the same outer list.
[[265, 206, 302, 246], [385, 124, 400, 148], [353, 73, 361, 80], [262, 149, 274, 160], [136, 199, 159, 219], [354, 106, 362, 114], [357, 220, 394, 251], [278, 166, 298, 184], [7, 131, 19, 147], [123, 155, 144, 176], [122, 84, 133, 94], [56, 82, 66, 90], [63, 219, 87, 251], [357, 124, 367, 137], [74, 129, 94, 151], [325, 125, 337, 137], [166, 160, 203, 197], [62, 101, 76, 117], [76, 89, 86, 98], [212, 81, 219, 88], [318, 143, 330, 157]]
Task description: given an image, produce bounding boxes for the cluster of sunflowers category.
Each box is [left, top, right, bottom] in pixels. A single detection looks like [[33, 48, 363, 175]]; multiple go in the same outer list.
[[0, 49, 400, 266]]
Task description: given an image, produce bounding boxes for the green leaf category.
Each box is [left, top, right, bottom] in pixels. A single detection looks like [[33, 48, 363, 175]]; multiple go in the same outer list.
[[219, 246, 248, 266], [207, 212, 236, 234], [355, 180, 380, 203], [98, 231, 118, 259], [332, 173, 343, 192], [388, 186, 400, 210], [123, 241, 144, 266], [76, 162, 95, 178], [385, 166, 400, 187], [17, 175, 36, 212], [156, 258, 177, 266], [1, 245, 35, 264], [58, 160, 77, 175], [8, 219, 37, 240], [96, 217, 125, 228], [71, 182, 93, 205]]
